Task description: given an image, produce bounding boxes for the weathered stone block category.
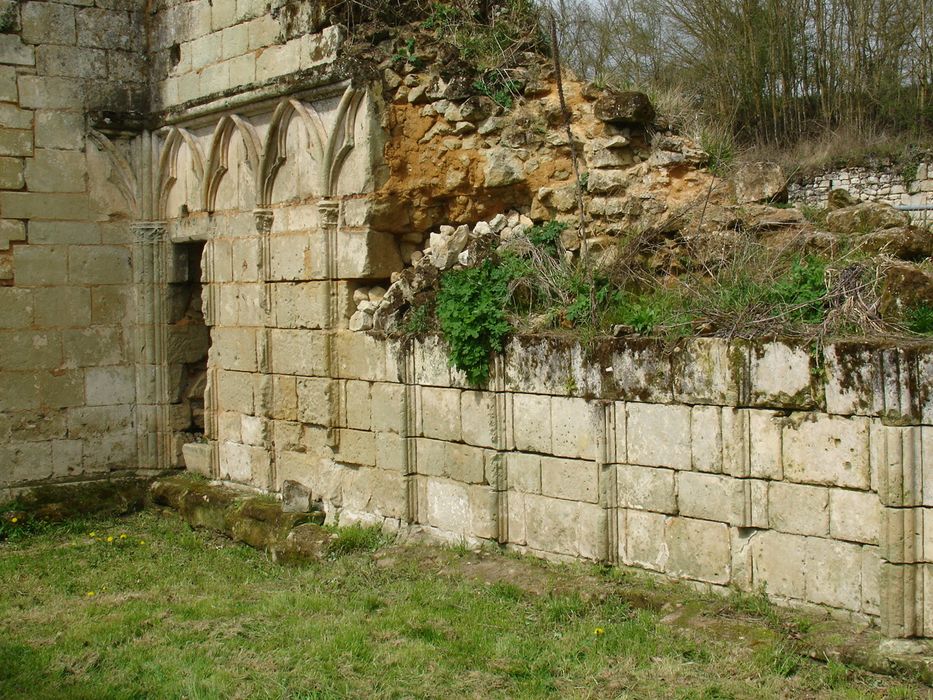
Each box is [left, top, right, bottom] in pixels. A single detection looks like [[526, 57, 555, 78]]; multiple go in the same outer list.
[[375, 431, 406, 472], [508, 452, 540, 493], [879, 506, 922, 564], [0, 35, 34, 66], [1, 191, 91, 220], [345, 380, 371, 431], [626, 402, 691, 469], [85, 366, 135, 405], [371, 382, 405, 434], [609, 339, 673, 402], [673, 338, 746, 404], [0, 329, 62, 369], [67, 405, 132, 438], [783, 414, 870, 489], [0, 104, 32, 130], [182, 442, 212, 477], [421, 477, 497, 540], [76, 8, 139, 50], [39, 369, 85, 408], [621, 509, 667, 570], [665, 516, 731, 584], [273, 282, 327, 329], [829, 488, 880, 544], [334, 331, 387, 381], [270, 328, 325, 376], [0, 371, 40, 411], [768, 481, 829, 536], [749, 341, 820, 408], [617, 463, 676, 513], [216, 370, 254, 414], [690, 405, 722, 472], [0, 156, 23, 189], [18, 76, 83, 109], [444, 442, 487, 484], [0, 129, 32, 157], [824, 343, 878, 416], [0, 287, 33, 328], [22, 2, 76, 45], [512, 392, 551, 454], [751, 530, 807, 600], [461, 390, 496, 448], [296, 377, 330, 426], [69, 244, 131, 283], [678, 471, 736, 524], [241, 415, 269, 446], [504, 336, 572, 395], [219, 440, 270, 485], [805, 536, 862, 610], [872, 423, 923, 508], [334, 429, 375, 467], [29, 221, 100, 245], [540, 456, 597, 502], [550, 396, 595, 459], [420, 386, 461, 441], [523, 492, 602, 559], [212, 327, 258, 372], [36, 44, 106, 78], [13, 243, 70, 287], [861, 546, 880, 616]]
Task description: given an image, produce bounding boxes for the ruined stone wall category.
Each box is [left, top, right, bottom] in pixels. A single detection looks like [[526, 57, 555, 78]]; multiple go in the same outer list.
[[0, 0, 149, 497], [789, 163, 933, 228]]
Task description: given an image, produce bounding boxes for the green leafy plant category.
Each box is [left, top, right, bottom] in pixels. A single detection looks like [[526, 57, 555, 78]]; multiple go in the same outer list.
[[473, 77, 518, 110], [436, 258, 517, 384], [906, 304, 933, 335], [391, 38, 422, 68], [421, 2, 459, 30], [404, 303, 432, 334], [326, 524, 388, 558], [527, 220, 566, 256]]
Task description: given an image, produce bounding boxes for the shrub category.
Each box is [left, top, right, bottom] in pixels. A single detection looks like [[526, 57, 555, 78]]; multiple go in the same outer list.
[[436, 258, 518, 384]]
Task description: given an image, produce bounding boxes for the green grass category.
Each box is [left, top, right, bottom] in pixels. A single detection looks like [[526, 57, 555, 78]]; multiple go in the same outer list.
[[0, 511, 923, 699]]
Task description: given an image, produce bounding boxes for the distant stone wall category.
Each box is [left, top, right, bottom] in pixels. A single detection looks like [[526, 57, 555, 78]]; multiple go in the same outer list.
[[789, 163, 933, 227], [0, 0, 149, 495]]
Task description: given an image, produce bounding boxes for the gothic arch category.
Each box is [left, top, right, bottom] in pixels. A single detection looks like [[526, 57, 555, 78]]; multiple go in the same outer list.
[[157, 127, 205, 219], [202, 114, 261, 212], [258, 97, 327, 206]]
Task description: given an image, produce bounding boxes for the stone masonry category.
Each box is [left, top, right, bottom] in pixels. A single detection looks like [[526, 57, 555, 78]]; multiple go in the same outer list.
[[0, 2, 930, 639]]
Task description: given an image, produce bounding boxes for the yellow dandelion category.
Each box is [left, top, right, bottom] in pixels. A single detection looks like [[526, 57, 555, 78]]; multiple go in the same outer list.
[[139, 540, 146, 545], [86, 591, 95, 597], [106, 536, 114, 543], [119, 534, 127, 539], [10, 517, 17, 523], [89, 532, 96, 537], [594, 627, 605, 636]]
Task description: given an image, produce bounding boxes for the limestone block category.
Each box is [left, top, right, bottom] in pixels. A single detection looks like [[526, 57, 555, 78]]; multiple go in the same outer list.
[[24, 148, 86, 193], [2, 441, 53, 484], [805, 536, 862, 610], [751, 530, 807, 600], [690, 405, 722, 473], [18, 76, 83, 110], [256, 42, 300, 82], [550, 396, 595, 460], [296, 377, 330, 426], [412, 336, 452, 387], [879, 506, 922, 564], [609, 339, 673, 402], [507, 489, 528, 544], [0, 219, 26, 250], [226, 53, 256, 89], [673, 338, 747, 405], [768, 481, 829, 536], [240, 415, 269, 446], [219, 440, 270, 485], [343, 466, 407, 521], [211, 326, 258, 371], [85, 366, 135, 406], [0, 129, 32, 157], [334, 429, 376, 467], [508, 452, 541, 493], [421, 477, 497, 540], [272, 282, 328, 330], [523, 492, 602, 559], [38, 369, 84, 408], [268, 232, 323, 281], [182, 442, 212, 477], [221, 24, 248, 59], [78, 8, 140, 51], [344, 380, 371, 431], [420, 386, 461, 441], [375, 431, 406, 472], [247, 14, 279, 50], [861, 545, 880, 616], [216, 370, 254, 414], [51, 439, 83, 478], [678, 471, 735, 524], [750, 341, 819, 408], [921, 352, 933, 425], [618, 463, 676, 513], [371, 382, 405, 434], [334, 331, 387, 381], [621, 509, 667, 570], [720, 409, 784, 479], [872, 424, 923, 508], [91, 286, 129, 325], [613, 400, 627, 463], [167, 323, 210, 364], [36, 45, 106, 79], [66, 405, 132, 438], [200, 61, 229, 95], [0, 35, 34, 66], [503, 336, 573, 395], [217, 411, 242, 443], [460, 390, 496, 448], [626, 402, 691, 470], [69, 245, 131, 284], [22, 2, 76, 45], [416, 437, 445, 477], [336, 230, 402, 280], [824, 343, 879, 416], [211, 0, 236, 29], [0, 329, 62, 369], [443, 442, 487, 484], [783, 414, 870, 489], [0, 287, 33, 328], [0, 105, 32, 130], [879, 562, 920, 637], [665, 517, 731, 584], [829, 488, 880, 544], [512, 392, 551, 454], [0, 66, 14, 102], [540, 456, 598, 502], [29, 221, 100, 245]]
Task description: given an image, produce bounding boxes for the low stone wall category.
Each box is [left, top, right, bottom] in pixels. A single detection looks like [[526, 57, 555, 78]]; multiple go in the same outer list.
[[789, 163, 933, 227], [211, 330, 932, 637]]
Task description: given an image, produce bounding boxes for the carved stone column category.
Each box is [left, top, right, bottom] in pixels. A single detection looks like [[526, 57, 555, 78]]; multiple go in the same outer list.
[[318, 199, 341, 447], [132, 221, 171, 471]]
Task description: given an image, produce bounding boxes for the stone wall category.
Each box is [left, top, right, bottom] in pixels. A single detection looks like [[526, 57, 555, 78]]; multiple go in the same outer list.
[[789, 163, 933, 227], [0, 0, 149, 496]]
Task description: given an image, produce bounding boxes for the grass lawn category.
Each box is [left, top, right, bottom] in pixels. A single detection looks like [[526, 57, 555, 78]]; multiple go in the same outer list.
[[0, 510, 927, 699]]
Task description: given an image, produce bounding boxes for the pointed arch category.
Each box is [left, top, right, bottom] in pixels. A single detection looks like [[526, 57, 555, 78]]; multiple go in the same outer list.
[[322, 86, 365, 196], [258, 97, 327, 206], [157, 127, 205, 219], [202, 114, 261, 213]]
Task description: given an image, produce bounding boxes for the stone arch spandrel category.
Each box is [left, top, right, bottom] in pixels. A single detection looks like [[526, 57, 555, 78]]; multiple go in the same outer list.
[[158, 127, 205, 220], [87, 129, 139, 220], [203, 114, 261, 213]]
